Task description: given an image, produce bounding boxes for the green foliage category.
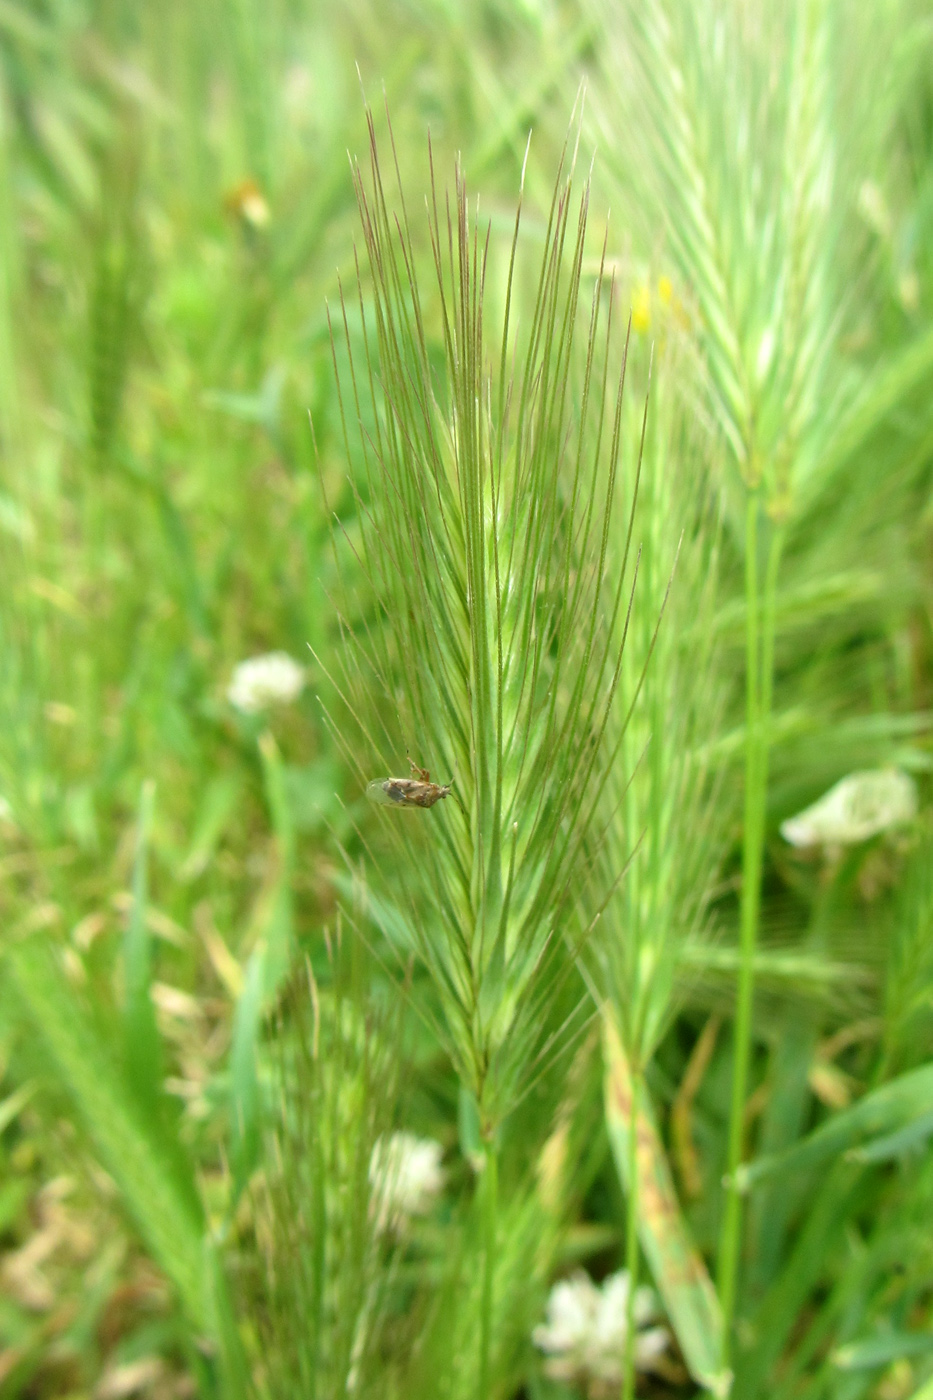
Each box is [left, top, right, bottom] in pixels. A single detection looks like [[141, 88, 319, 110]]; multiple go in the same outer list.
[[7, 937, 208, 1333], [1, 0, 933, 1398]]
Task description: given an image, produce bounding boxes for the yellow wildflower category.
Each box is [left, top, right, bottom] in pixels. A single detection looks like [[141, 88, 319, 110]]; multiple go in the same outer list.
[[632, 284, 651, 333]]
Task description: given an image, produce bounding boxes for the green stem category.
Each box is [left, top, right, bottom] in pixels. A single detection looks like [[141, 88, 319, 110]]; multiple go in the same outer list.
[[759, 523, 783, 775], [621, 1068, 641, 1400], [718, 494, 784, 1362], [479, 1137, 498, 1400]]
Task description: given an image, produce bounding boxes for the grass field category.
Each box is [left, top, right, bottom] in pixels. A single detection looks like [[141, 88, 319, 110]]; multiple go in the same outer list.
[[2, 2, 933, 1398]]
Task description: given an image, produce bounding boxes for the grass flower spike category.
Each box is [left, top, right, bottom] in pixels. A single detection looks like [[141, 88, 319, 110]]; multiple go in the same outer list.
[[326, 109, 645, 1396], [326, 111, 643, 1135]]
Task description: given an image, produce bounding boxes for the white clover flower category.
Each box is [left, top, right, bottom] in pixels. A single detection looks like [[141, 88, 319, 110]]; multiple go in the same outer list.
[[780, 768, 918, 849], [227, 652, 305, 713], [368, 1132, 444, 1234], [533, 1269, 669, 1391]]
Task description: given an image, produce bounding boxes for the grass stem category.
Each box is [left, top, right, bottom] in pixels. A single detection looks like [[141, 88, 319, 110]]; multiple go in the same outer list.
[[718, 488, 775, 1361], [621, 1067, 640, 1400], [479, 1137, 498, 1400]]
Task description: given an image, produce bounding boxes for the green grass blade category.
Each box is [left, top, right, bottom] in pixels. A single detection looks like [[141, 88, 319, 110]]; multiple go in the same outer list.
[[257, 730, 295, 993], [603, 1014, 730, 1397], [737, 1163, 868, 1399], [228, 731, 296, 1203], [203, 1234, 250, 1400], [0, 66, 22, 455], [6, 937, 208, 1334], [123, 778, 162, 1119], [833, 1333, 933, 1371], [229, 943, 265, 1204], [747, 1020, 815, 1299], [846, 1107, 933, 1164], [737, 1064, 933, 1191]]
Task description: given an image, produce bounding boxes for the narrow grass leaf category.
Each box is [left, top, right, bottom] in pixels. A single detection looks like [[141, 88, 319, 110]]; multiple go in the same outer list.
[[833, 1333, 933, 1371], [737, 1164, 869, 1400], [180, 773, 244, 883], [737, 1063, 933, 1191], [228, 733, 296, 1202], [257, 731, 295, 994], [7, 938, 208, 1333], [845, 1107, 933, 1164], [123, 779, 162, 1119], [603, 1013, 730, 1396], [229, 943, 265, 1205]]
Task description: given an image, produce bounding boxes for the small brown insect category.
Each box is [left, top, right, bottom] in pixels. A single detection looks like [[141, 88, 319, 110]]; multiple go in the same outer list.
[[367, 758, 453, 810]]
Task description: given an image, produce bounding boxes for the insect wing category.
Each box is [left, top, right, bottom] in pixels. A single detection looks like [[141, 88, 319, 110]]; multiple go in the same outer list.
[[366, 779, 397, 806]]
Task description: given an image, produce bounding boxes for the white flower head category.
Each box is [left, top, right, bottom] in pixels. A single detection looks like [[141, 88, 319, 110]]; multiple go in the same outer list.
[[227, 652, 305, 713], [533, 1269, 669, 1390], [368, 1132, 444, 1234], [780, 768, 918, 849]]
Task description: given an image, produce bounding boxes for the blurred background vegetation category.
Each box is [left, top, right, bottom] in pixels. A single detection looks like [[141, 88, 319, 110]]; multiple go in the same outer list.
[[2, 1, 933, 1398]]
